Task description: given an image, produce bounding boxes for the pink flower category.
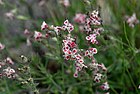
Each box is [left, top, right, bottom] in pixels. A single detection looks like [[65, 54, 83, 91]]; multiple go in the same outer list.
[[0, 42, 5, 51], [34, 31, 43, 40], [54, 26, 62, 35], [62, 20, 74, 33], [6, 57, 14, 65], [41, 21, 48, 30], [73, 71, 78, 78], [100, 82, 110, 90], [94, 73, 102, 82], [72, 48, 77, 54], [89, 48, 97, 54], [85, 48, 97, 58], [24, 29, 30, 35], [62, 38, 77, 60], [45, 33, 49, 38], [3, 67, 16, 78], [75, 54, 82, 60], [87, 10, 102, 25], [74, 13, 87, 24], [86, 34, 98, 44], [126, 13, 139, 28]]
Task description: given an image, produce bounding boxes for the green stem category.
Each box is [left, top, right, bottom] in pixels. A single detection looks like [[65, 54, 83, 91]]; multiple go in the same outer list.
[[131, 29, 136, 48], [5, 79, 11, 94], [126, 68, 138, 93], [110, 87, 118, 94], [57, 36, 65, 91], [123, 22, 136, 55], [123, 22, 131, 48], [47, 74, 62, 91]]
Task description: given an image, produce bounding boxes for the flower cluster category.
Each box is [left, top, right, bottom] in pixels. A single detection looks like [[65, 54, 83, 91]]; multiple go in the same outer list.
[[62, 35, 77, 60], [23, 21, 50, 43], [0, 41, 39, 93], [0, 43, 16, 78], [86, 33, 98, 44], [37, 11, 107, 79], [73, 10, 109, 91], [62, 34, 87, 77], [85, 48, 97, 58], [36, 19, 88, 77], [89, 10, 102, 25], [125, 13, 139, 28], [74, 13, 87, 24], [35, 9, 109, 92], [84, 10, 104, 44], [73, 10, 104, 44], [52, 20, 87, 77], [0, 56, 16, 79], [2, 67, 16, 78], [87, 60, 109, 92], [84, 10, 109, 91], [62, 20, 74, 33], [89, 62, 107, 82]]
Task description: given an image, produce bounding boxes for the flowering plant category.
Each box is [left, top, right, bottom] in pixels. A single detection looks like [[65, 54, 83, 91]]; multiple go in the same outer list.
[[24, 9, 109, 93]]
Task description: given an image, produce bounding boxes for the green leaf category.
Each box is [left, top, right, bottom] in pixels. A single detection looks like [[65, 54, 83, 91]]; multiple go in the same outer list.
[[16, 15, 29, 20]]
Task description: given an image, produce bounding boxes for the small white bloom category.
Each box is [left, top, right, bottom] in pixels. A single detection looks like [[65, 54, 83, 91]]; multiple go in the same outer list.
[[138, 85, 140, 89], [0, 42, 5, 50], [6, 57, 14, 65], [34, 31, 42, 40], [41, 21, 48, 30], [24, 29, 30, 35]]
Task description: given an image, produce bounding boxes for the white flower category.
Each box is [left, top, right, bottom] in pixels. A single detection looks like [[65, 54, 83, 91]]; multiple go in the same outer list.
[[94, 73, 102, 82], [54, 26, 62, 35], [24, 29, 30, 35], [63, 20, 74, 33], [138, 85, 140, 89], [100, 82, 110, 90], [41, 21, 48, 30], [6, 57, 14, 65], [34, 31, 42, 40], [0, 42, 5, 50]]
